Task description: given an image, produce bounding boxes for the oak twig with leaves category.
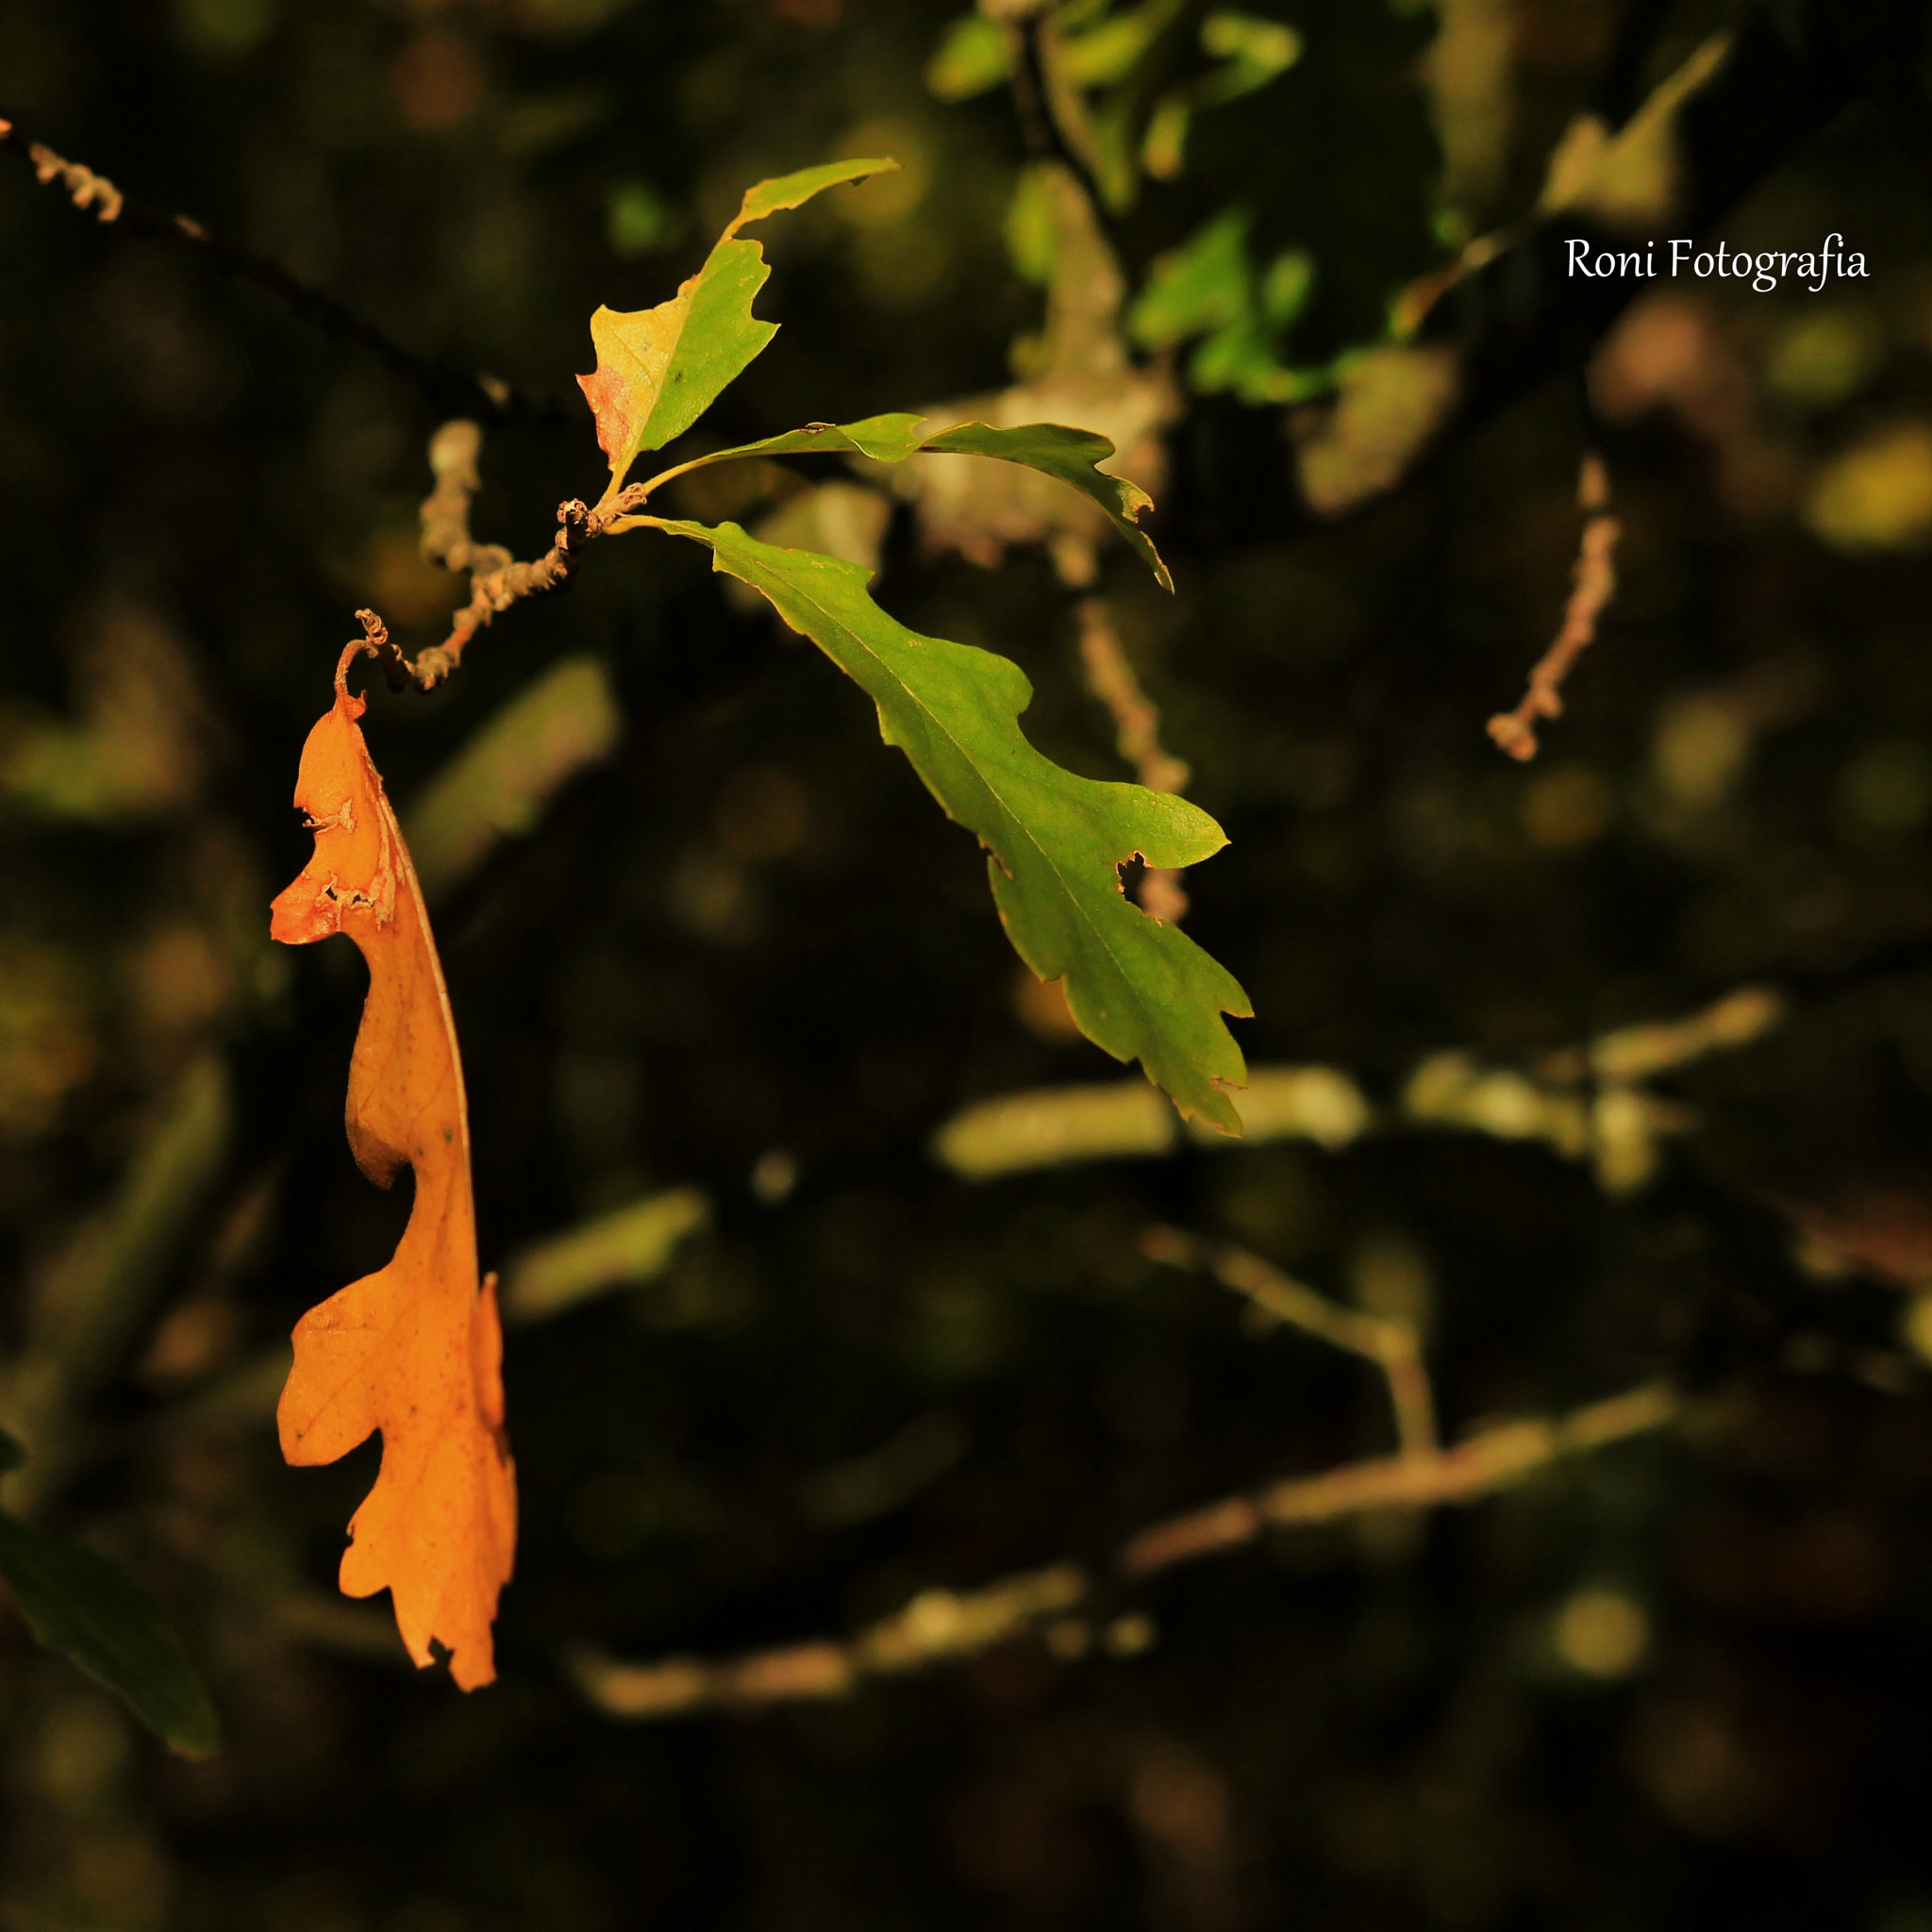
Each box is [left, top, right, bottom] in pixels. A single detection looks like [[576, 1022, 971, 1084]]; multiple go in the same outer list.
[[270, 156, 1251, 1690], [386, 158, 1250, 1132]]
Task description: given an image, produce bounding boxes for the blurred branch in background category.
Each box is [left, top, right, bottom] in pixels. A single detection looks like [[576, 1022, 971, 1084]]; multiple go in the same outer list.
[[1073, 591, 1191, 921], [571, 1374, 1681, 1724], [1487, 452, 1621, 760], [934, 985, 1786, 1195], [499, 1187, 709, 1326], [0, 111, 555, 425], [1117, 1380, 1681, 1575], [402, 654, 623, 900], [1141, 1227, 1438, 1459]]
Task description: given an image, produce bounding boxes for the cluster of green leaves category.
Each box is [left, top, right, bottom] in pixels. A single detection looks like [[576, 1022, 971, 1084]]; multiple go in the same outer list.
[[0, 1430, 218, 1757], [928, 2, 1410, 412], [576, 160, 1252, 1131], [1127, 207, 1324, 404], [928, 0, 1300, 206]]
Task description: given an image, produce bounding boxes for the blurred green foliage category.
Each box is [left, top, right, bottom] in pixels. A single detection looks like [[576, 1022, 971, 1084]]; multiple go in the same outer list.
[[0, 1429, 219, 1759], [5, 1, 1932, 1929]]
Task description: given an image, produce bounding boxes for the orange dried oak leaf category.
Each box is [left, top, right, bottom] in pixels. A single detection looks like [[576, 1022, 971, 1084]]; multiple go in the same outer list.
[[270, 646, 516, 1690]]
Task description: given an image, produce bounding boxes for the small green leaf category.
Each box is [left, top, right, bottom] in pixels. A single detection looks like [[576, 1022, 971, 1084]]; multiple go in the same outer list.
[[1003, 162, 1061, 286], [927, 12, 1012, 101], [606, 179, 683, 259], [1199, 11, 1302, 84], [578, 158, 899, 489], [737, 158, 897, 226], [646, 416, 1172, 590], [1260, 250, 1314, 330], [1128, 208, 1253, 351], [0, 1510, 220, 1757], [1061, 8, 1166, 87], [656, 520, 1250, 1129], [1129, 211, 1321, 407]]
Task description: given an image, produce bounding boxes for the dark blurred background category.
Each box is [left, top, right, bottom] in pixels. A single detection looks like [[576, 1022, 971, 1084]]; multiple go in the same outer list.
[[7, 0, 1932, 1925]]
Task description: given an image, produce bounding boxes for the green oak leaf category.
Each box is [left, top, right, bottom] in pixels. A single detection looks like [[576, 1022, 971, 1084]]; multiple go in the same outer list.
[[578, 158, 899, 491], [641, 415, 1174, 591], [655, 518, 1249, 1128], [920, 422, 1173, 591], [0, 1508, 220, 1757]]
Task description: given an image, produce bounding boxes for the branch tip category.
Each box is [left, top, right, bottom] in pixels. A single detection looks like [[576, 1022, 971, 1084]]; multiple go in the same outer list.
[[1488, 452, 1622, 760]]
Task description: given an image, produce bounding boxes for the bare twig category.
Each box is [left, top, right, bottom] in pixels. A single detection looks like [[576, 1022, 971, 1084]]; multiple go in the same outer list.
[[1004, 6, 1116, 224], [1488, 453, 1621, 760], [1074, 592, 1192, 921], [419, 420, 502, 576], [398, 420, 608, 689], [1075, 597, 1190, 796], [1586, 983, 1784, 1084], [412, 500, 594, 689], [571, 1562, 1088, 1719], [1142, 1227, 1438, 1458], [1117, 1379, 1680, 1575], [0, 110, 555, 426], [570, 1377, 1681, 1723]]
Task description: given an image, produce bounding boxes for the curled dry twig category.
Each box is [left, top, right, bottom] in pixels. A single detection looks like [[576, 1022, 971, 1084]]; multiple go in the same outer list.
[[393, 421, 623, 690], [1488, 453, 1622, 760], [1, 123, 125, 222]]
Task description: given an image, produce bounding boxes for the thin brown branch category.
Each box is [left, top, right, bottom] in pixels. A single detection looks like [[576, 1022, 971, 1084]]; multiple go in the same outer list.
[[397, 420, 609, 690], [1118, 1380, 1680, 1575], [1077, 597, 1191, 795], [1587, 983, 1785, 1084], [570, 1378, 1681, 1723], [1142, 1227, 1439, 1458], [411, 501, 594, 689], [0, 109, 556, 426], [1074, 592, 1192, 922], [570, 1562, 1089, 1720], [1487, 453, 1622, 760], [1002, 5, 1114, 223], [419, 420, 504, 577]]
